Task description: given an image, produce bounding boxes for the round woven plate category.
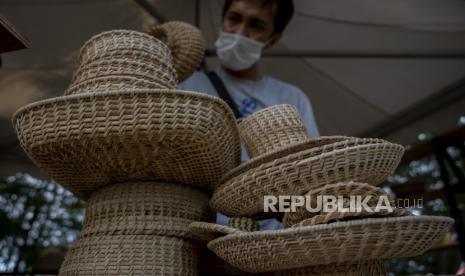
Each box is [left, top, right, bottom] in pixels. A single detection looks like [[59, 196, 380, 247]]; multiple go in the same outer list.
[[82, 182, 213, 239], [13, 89, 241, 199], [59, 234, 199, 276], [211, 139, 404, 216], [207, 216, 453, 273], [221, 136, 351, 182]]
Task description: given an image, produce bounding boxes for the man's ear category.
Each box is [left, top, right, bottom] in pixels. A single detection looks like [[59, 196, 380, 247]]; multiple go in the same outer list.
[[264, 33, 282, 50]]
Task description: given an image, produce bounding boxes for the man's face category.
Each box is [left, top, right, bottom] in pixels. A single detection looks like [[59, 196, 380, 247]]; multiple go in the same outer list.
[[223, 0, 277, 44]]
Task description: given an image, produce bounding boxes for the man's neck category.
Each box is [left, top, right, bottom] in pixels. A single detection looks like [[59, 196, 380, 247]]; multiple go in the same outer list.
[[223, 64, 261, 80]]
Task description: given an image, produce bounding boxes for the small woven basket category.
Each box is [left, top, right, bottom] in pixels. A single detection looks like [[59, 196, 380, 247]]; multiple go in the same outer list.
[[59, 234, 199, 276], [81, 182, 213, 238], [148, 21, 206, 82], [238, 105, 310, 158]]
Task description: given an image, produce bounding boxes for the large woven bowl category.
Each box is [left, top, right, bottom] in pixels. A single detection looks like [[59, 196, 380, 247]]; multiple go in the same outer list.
[[211, 138, 404, 216], [81, 182, 213, 238], [13, 89, 241, 199], [59, 234, 199, 276], [276, 260, 386, 276], [207, 216, 453, 272]]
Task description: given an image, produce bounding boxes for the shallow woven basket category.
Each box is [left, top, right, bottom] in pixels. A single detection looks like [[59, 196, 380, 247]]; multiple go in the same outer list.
[[276, 260, 386, 276], [211, 138, 404, 217], [70, 59, 177, 89], [207, 216, 453, 272], [148, 21, 206, 82], [81, 182, 213, 238], [59, 234, 199, 276], [64, 76, 166, 96], [282, 182, 409, 227], [13, 89, 241, 199]]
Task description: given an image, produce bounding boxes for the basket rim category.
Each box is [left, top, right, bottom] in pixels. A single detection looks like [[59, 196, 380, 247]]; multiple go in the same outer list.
[[12, 88, 237, 123], [209, 215, 453, 242]]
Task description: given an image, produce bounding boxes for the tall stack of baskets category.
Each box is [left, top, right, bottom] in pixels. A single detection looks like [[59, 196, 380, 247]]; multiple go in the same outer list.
[[191, 105, 454, 275], [13, 22, 242, 275], [12, 20, 454, 275]]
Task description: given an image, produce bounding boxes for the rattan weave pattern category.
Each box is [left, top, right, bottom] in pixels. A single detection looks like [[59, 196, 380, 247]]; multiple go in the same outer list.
[[239, 105, 310, 158], [207, 216, 453, 272], [59, 234, 199, 276], [13, 89, 241, 199], [81, 182, 212, 238], [64, 76, 166, 96], [189, 222, 240, 242], [228, 217, 260, 232], [282, 182, 409, 227], [79, 30, 170, 65], [211, 139, 404, 216], [70, 59, 177, 89], [276, 260, 386, 276]]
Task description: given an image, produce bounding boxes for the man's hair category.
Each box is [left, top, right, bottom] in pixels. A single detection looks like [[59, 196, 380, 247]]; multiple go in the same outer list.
[[222, 0, 294, 34]]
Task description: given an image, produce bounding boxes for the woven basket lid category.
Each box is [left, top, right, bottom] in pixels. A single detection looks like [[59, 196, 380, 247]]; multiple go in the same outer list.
[[282, 182, 411, 228], [211, 138, 404, 217], [276, 260, 387, 276], [148, 21, 206, 83], [206, 216, 453, 272], [59, 234, 199, 276], [12, 89, 241, 199], [81, 182, 213, 239]]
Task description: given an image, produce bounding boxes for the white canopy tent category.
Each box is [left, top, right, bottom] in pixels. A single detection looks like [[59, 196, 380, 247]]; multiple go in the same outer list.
[[1, 0, 465, 179]]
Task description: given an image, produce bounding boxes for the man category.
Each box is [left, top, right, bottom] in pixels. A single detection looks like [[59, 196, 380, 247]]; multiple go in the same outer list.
[[179, 0, 319, 229], [179, 0, 319, 138]]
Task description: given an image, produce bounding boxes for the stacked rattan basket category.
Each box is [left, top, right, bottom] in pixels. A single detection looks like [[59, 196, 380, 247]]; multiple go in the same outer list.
[[13, 22, 242, 275], [190, 105, 454, 275]]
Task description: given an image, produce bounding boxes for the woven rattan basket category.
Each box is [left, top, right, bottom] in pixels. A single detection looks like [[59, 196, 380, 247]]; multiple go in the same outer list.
[[81, 182, 213, 238], [13, 89, 240, 199], [59, 234, 199, 275], [211, 138, 404, 216], [206, 216, 453, 273], [148, 21, 206, 82], [64, 76, 166, 95]]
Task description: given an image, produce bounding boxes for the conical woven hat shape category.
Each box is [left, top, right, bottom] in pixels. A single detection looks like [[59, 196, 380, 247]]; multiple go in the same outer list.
[[67, 29, 178, 95], [239, 104, 311, 158]]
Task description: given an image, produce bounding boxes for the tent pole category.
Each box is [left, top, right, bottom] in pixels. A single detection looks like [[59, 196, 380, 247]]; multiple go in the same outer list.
[[358, 76, 465, 138], [133, 0, 167, 24]]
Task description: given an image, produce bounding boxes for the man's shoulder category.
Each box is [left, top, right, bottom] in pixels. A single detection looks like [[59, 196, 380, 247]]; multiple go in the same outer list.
[[265, 75, 307, 99]]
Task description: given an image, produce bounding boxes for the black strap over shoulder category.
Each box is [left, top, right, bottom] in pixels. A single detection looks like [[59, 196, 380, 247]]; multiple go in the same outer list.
[[206, 71, 242, 119]]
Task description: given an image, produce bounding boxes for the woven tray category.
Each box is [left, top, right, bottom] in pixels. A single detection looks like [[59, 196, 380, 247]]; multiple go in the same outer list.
[[207, 216, 453, 272], [276, 260, 386, 276], [81, 182, 212, 238], [59, 234, 199, 276], [211, 139, 404, 216], [13, 89, 241, 199]]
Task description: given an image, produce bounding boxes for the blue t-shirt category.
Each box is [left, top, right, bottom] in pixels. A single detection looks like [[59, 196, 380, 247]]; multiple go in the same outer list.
[[178, 67, 320, 230]]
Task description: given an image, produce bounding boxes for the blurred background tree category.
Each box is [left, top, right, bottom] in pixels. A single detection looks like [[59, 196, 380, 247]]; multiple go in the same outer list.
[[0, 173, 84, 273]]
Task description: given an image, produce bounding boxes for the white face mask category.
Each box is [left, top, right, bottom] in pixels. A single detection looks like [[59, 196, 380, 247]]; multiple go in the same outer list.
[[215, 31, 266, 71]]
